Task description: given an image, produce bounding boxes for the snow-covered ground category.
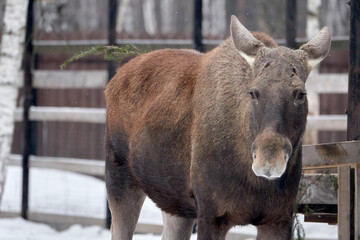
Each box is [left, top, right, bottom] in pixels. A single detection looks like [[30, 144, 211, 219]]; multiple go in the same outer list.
[[0, 166, 338, 239]]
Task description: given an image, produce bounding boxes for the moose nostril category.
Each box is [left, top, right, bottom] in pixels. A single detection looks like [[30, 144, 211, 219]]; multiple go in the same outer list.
[[252, 152, 256, 159], [264, 170, 271, 177], [284, 153, 290, 162]]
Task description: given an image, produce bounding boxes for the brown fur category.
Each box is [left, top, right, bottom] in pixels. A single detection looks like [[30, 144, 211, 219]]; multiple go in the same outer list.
[[105, 16, 330, 240], [252, 31, 278, 48]]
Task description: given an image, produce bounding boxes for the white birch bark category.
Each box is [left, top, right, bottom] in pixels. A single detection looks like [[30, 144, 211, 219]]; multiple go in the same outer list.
[[161, 0, 176, 34], [0, 0, 29, 204], [116, 0, 130, 33], [306, 0, 321, 40], [303, 0, 321, 145], [203, 0, 226, 38], [143, 0, 157, 35]]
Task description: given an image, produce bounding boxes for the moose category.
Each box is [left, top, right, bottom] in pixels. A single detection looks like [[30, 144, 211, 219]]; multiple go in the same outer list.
[[105, 16, 331, 240]]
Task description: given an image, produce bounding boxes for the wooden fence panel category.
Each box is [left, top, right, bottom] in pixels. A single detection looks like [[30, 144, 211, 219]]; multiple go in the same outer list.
[[302, 141, 360, 169]]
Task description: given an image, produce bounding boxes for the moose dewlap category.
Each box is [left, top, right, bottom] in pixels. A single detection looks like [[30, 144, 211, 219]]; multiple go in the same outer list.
[[105, 16, 331, 240]]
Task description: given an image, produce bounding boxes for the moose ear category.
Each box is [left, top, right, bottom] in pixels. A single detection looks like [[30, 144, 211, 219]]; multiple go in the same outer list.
[[300, 27, 331, 70], [230, 15, 264, 67]]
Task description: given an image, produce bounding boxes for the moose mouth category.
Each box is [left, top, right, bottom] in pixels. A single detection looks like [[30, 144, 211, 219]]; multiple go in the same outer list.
[[251, 152, 289, 180], [250, 131, 292, 180]]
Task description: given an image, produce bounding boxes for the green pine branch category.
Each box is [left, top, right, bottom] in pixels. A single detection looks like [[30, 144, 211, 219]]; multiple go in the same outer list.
[[60, 44, 145, 70]]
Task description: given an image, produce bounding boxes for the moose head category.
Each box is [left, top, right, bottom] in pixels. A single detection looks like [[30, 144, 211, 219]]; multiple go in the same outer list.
[[230, 16, 331, 180]]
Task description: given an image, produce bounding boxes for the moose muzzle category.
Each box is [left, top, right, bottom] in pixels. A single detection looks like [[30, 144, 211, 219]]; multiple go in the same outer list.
[[251, 129, 292, 180]]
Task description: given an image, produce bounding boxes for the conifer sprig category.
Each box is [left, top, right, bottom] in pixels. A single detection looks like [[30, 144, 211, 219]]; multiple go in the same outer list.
[[60, 44, 144, 69]]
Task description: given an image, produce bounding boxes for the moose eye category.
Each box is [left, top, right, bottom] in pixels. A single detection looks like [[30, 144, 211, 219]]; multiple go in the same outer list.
[[248, 91, 256, 99], [248, 89, 259, 101], [298, 92, 305, 100], [294, 90, 306, 105]]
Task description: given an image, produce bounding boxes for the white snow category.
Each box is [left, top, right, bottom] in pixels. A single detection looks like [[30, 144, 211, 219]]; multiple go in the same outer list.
[[0, 166, 338, 239], [0, 217, 162, 240]]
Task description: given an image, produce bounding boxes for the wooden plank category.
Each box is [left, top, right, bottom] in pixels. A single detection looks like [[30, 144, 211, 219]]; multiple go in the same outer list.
[[338, 166, 351, 240], [304, 213, 337, 224], [7, 154, 105, 176], [29, 212, 105, 228], [14, 107, 106, 123], [356, 163, 360, 240], [0, 210, 163, 233], [16, 71, 348, 93], [29, 36, 349, 53], [34, 71, 107, 89], [32, 39, 204, 53], [0, 211, 104, 229], [14, 107, 347, 131], [306, 115, 347, 131], [30, 155, 104, 176], [16, 70, 107, 89], [306, 73, 348, 93], [302, 141, 360, 169]]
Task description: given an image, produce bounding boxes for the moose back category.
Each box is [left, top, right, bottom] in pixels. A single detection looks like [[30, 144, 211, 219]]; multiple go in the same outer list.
[[105, 16, 331, 240]]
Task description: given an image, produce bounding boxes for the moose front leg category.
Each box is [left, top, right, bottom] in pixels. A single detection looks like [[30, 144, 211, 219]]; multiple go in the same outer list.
[[161, 211, 195, 240], [196, 215, 231, 240], [256, 220, 293, 240]]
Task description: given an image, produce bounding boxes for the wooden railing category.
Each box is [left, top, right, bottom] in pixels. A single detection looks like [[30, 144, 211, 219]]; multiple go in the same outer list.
[[305, 72, 347, 143], [12, 70, 348, 130], [302, 141, 360, 239]]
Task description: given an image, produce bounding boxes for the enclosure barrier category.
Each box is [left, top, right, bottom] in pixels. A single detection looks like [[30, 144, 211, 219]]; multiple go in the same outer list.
[[5, 141, 359, 240], [0, 0, 357, 238], [302, 141, 360, 240], [12, 70, 348, 131], [0, 68, 353, 239]]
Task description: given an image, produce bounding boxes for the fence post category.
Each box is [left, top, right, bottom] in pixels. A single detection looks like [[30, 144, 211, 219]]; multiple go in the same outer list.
[[347, 0, 360, 142], [285, 0, 297, 49], [107, 0, 118, 80], [106, 0, 118, 229], [338, 166, 352, 240], [21, 0, 35, 220], [193, 0, 203, 52], [355, 163, 360, 240], [348, 2, 360, 237]]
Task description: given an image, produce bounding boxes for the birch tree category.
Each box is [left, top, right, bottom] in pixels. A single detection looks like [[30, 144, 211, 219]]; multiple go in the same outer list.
[[0, 0, 29, 204]]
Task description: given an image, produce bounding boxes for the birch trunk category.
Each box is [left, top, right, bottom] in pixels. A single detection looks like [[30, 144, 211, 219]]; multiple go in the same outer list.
[[0, 0, 29, 204]]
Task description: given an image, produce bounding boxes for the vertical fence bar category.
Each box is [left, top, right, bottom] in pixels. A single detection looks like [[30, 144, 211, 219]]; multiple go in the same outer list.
[[106, 0, 118, 229], [21, 0, 34, 220], [107, 0, 118, 80], [286, 0, 297, 49], [348, 0, 360, 141], [338, 166, 352, 240], [355, 163, 360, 240], [348, 1, 360, 238], [193, 0, 203, 52], [351, 168, 355, 240]]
